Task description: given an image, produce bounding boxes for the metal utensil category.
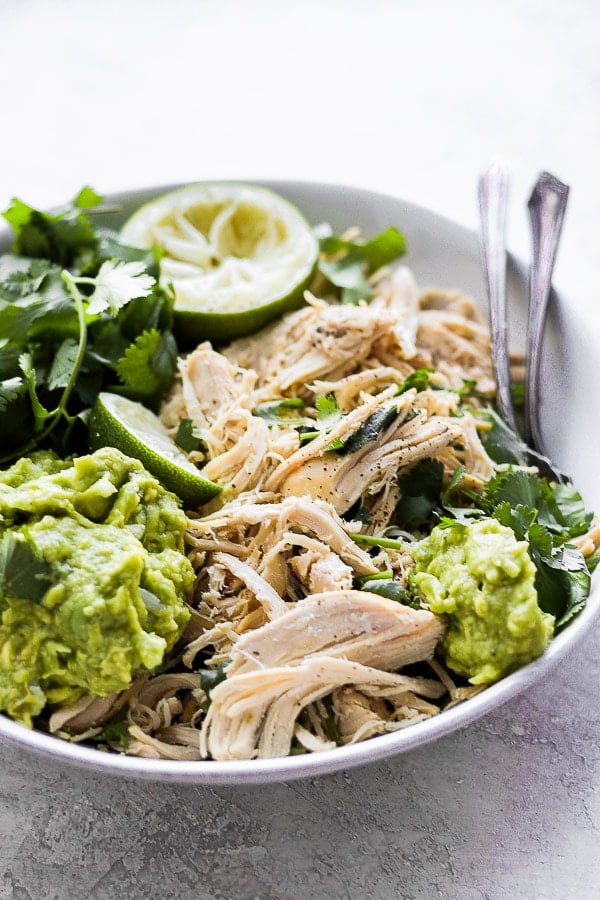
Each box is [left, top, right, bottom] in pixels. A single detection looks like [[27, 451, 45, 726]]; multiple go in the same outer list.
[[478, 162, 519, 433], [525, 172, 570, 453], [478, 164, 569, 482]]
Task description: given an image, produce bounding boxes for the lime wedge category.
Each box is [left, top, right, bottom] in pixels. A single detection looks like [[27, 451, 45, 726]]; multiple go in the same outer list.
[[120, 182, 318, 344], [89, 392, 222, 507]]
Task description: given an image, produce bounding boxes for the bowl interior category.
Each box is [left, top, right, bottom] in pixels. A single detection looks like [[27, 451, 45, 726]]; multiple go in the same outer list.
[[0, 180, 597, 783]]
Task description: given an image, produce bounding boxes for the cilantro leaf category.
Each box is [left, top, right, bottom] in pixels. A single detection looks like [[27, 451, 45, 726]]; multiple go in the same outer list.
[[115, 328, 177, 402], [96, 232, 159, 279], [111, 283, 174, 339], [3, 195, 99, 268], [74, 186, 103, 209], [438, 464, 486, 524], [0, 531, 55, 602], [91, 708, 130, 749], [486, 471, 557, 526], [492, 500, 538, 539], [175, 419, 198, 452], [394, 458, 445, 530], [197, 664, 228, 711], [297, 392, 342, 443], [0, 256, 54, 302], [318, 226, 407, 304], [254, 398, 307, 426], [0, 376, 24, 412], [174, 419, 203, 453], [441, 464, 466, 506], [95, 720, 131, 749], [477, 408, 528, 466], [396, 368, 432, 395], [316, 392, 342, 428], [84, 260, 155, 316], [0, 263, 77, 344], [586, 549, 600, 574], [359, 578, 420, 608], [528, 532, 590, 629], [550, 482, 593, 535], [483, 474, 594, 627], [486, 470, 592, 540], [356, 227, 408, 271]]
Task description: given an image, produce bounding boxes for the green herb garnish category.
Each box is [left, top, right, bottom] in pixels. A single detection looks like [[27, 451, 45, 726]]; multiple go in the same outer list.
[[298, 392, 342, 443], [394, 458, 445, 530], [254, 397, 307, 426], [0, 531, 55, 603], [334, 405, 398, 455], [318, 226, 407, 304], [0, 191, 177, 463]]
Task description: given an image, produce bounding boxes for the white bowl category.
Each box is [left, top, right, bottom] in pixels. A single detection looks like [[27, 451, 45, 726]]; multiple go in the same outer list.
[[0, 180, 597, 783]]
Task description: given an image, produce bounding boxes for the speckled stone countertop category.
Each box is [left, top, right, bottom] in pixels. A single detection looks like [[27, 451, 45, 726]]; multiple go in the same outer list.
[[1, 1, 599, 897], [2, 626, 598, 899]]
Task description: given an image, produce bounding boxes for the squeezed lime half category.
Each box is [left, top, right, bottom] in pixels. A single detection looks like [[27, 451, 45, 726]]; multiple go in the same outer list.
[[89, 392, 222, 508], [120, 182, 319, 344]]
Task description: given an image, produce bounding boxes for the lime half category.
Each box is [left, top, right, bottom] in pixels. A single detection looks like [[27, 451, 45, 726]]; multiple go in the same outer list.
[[89, 393, 222, 508], [120, 182, 319, 344]]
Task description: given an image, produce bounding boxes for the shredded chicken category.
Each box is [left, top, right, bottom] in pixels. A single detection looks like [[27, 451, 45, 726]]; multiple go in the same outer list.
[[273, 406, 463, 514], [49, 259, 553, 763], [201, 656, 444, 760], [332, 684, 443, 744], [49, 691, 131, 735], [227, 590, 443, 676], [127, 266, 510, 760], [223, 299, 407, 400]]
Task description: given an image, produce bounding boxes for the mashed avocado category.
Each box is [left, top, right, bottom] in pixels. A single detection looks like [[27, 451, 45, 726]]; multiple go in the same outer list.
[[0, 448, 194, 726], [411, 518, 554, 684]]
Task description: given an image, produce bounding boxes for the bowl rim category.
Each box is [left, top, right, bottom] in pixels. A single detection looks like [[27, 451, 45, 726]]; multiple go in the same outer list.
[[0, 178, 597, 784]]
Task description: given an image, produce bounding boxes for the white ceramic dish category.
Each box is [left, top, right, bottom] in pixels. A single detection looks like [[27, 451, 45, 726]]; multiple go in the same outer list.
[[0, 180, 597, 784]]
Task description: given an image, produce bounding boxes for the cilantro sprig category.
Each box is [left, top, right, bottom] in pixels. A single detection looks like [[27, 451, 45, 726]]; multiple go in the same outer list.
[[298, 393, 401, 454], [0, 190, 178, 463], [2, 186, 101, 269], [297, 393, 343, 445], [254, 397, 307, 427], [353, 451, 595, 631], [318, 226, 407, 304], [423, 462, 594, 630], [477, 471, 593, 628]]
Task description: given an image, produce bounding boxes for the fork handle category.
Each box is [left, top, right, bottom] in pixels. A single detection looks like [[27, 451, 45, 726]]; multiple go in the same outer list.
[[478, 163, 519, 433], [526, 172, 569, 450]]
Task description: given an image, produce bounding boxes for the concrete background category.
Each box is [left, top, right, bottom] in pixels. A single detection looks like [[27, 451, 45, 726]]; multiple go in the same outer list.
[[1, 1, 599, 897], [1, 625, 599, 899]]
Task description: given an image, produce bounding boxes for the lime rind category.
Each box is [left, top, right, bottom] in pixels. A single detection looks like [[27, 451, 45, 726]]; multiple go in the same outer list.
[[89, 393, 222, 508], [120, 182, 319, 343]]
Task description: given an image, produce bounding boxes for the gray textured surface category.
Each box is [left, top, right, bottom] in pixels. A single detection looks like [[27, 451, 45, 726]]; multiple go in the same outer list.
[[1, 1, 600, 897], [1, 624, 598, 900]]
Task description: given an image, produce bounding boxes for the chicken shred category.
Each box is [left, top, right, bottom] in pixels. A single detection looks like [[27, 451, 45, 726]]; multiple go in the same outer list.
[[113, 266, 506, 761]]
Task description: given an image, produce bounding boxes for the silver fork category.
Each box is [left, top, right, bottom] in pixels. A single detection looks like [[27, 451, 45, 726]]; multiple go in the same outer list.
[[526, 172, 570, 452], [477, 163, 569, 482]]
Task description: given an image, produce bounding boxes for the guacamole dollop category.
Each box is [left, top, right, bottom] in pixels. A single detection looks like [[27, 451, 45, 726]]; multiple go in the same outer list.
[[0, 448, 194, 726], [411, 518, 554, 684]]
